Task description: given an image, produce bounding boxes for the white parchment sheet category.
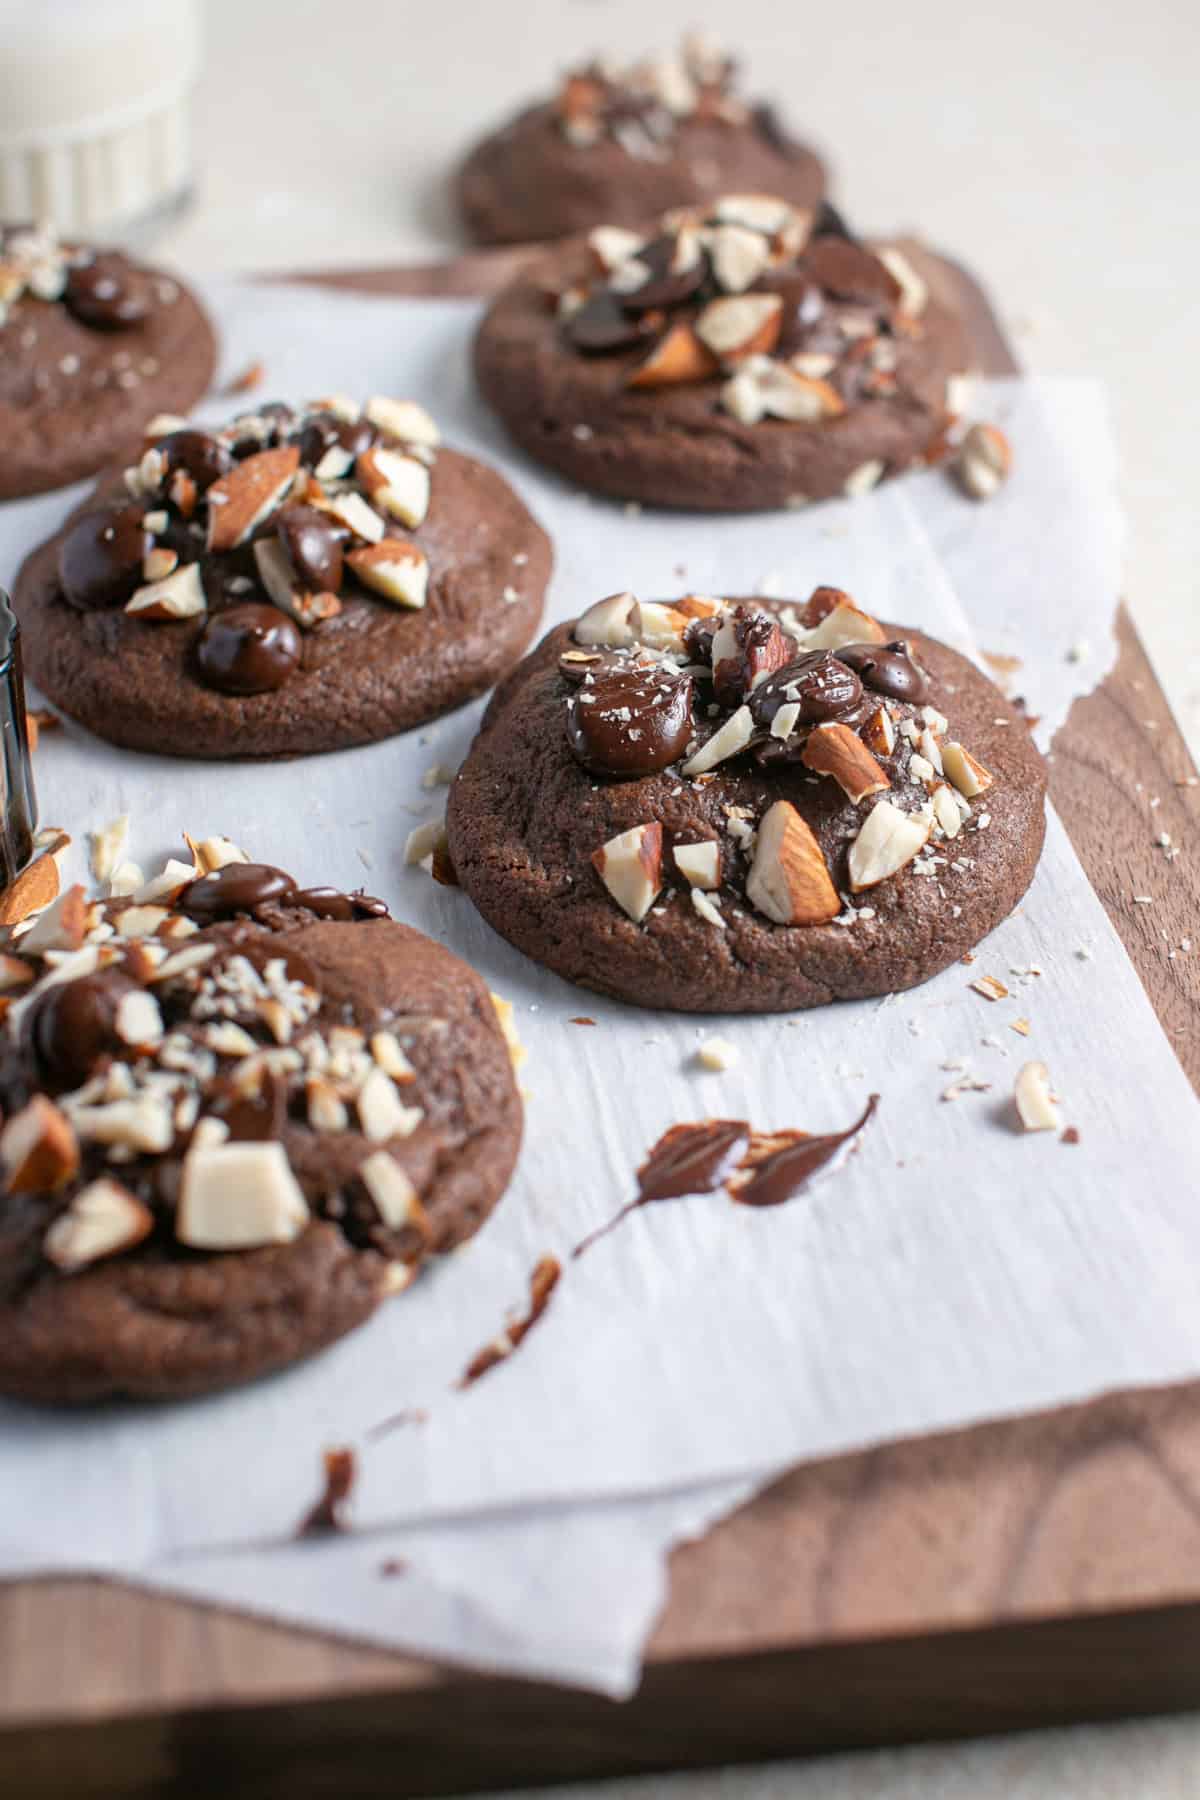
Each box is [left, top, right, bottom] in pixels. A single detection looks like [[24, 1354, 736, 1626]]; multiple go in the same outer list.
[[0, 284, 1189, 1695]]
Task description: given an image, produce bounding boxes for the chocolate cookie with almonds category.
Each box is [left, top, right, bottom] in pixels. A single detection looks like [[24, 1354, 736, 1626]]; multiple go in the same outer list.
[[475, 193, 970, 510], [0, 842, 523, 1403], [457, 33, 824, 247], [447, 589, 1046, 1012], [12, 393, 551, 758], [0, 224, 216, 500]]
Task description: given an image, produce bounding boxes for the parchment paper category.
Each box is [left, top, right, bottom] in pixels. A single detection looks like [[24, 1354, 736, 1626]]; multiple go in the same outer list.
[[2, 284, 1188, 1695]]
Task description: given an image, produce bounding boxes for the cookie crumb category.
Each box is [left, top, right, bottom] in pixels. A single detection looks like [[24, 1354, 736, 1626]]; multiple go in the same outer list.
[[695, 1036, 738, 1072]]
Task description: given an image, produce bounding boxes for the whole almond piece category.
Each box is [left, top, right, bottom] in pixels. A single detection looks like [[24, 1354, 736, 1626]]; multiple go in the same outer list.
[[801, 722, 891, 803]]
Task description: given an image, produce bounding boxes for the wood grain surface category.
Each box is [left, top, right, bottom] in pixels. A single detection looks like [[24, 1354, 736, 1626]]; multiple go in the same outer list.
[[2, 244, 1198, 1797]]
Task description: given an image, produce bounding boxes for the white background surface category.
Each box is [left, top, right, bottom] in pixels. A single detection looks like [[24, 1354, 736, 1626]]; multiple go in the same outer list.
[[36, 0, 1200, 1793], [160, 0, 1200, 764]]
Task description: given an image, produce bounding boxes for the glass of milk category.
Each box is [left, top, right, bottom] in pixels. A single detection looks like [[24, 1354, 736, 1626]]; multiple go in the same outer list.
[[0, 0, 201, 243]]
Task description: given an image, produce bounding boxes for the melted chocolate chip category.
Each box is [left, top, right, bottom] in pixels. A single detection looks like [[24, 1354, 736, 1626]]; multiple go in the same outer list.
[[58, 504, 149, 610], [835, 641, 929, 705], [749, 650, 864, 729], [565, 290, 658, 353], [297, 410, 377, 469], [292, 886, 389, 921], [62, 256, 149, 330], [732, 1095, 879, 1207], [277, 505, 345, 594], [178, 863, 298, 921], [616, 234, 709, 312], [566, 666, 694, 777], [804, 237, 902, 308], [156, 429, 233, 493], [683, 615, 718, 665], [195, 603, 301, 696], [29, 970, 140, 1090]]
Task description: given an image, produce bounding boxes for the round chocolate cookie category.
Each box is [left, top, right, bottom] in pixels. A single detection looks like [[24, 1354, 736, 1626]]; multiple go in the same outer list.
[[0, 851, 523, 1403], [12, 394, 551, 758], [447, 589, 1047, 1013], [474, 195, 970, 510], [457, 35, 824, 247], [0, 225, 217, 501]]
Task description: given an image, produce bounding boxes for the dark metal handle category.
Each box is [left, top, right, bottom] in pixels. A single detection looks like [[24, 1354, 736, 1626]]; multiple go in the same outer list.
[[0, 592, 37, 887]]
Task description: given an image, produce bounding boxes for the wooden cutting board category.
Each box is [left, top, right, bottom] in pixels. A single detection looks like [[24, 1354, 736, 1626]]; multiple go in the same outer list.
[[3, 245, 1199, 1800]]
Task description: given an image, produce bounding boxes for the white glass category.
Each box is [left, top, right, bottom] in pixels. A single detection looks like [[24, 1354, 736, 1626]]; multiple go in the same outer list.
[[0, 0, 201, 243]]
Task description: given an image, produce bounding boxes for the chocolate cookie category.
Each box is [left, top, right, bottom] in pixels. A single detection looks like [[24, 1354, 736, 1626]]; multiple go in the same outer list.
[[0, 848, 523, 1403], [0, 224, 216, 501], [12, 394, 551, 758], [474, 195, 970, 510], [457, 35, 824, 247], [447, 589, 1046, 1012]]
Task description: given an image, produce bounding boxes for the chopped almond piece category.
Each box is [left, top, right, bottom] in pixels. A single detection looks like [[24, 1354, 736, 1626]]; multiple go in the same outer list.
[[745, 800, 840, 926], [801, 723, 890, 803], [626, 322, 719, 389]]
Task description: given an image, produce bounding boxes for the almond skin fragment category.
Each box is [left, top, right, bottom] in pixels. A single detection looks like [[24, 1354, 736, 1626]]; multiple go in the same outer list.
[[0, 851, 60, 926], [745, 800, 840, 926], [626, 322, 719, 389], [801, 722, 891, 803], [861, 706, 897, 757]]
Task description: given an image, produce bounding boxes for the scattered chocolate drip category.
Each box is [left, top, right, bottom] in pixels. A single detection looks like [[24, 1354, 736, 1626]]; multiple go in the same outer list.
[[573, 1119, 750, 1259], [457, 1255, 561, 1388], [573, 1101, 879, 1257], [379, 1558, 408, 1578], [729, 1095, 879, 1207], [296, 1446, 357, 1536], [569, 1016, 597, 1026]]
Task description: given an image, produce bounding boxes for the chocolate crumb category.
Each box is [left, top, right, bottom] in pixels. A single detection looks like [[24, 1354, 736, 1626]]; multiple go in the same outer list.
[[297, 1446, 356, 1536], [1062, 1126, 1081, 1145], [569, 1016, 597, 1026], [380, 1558, 408, 1578]]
